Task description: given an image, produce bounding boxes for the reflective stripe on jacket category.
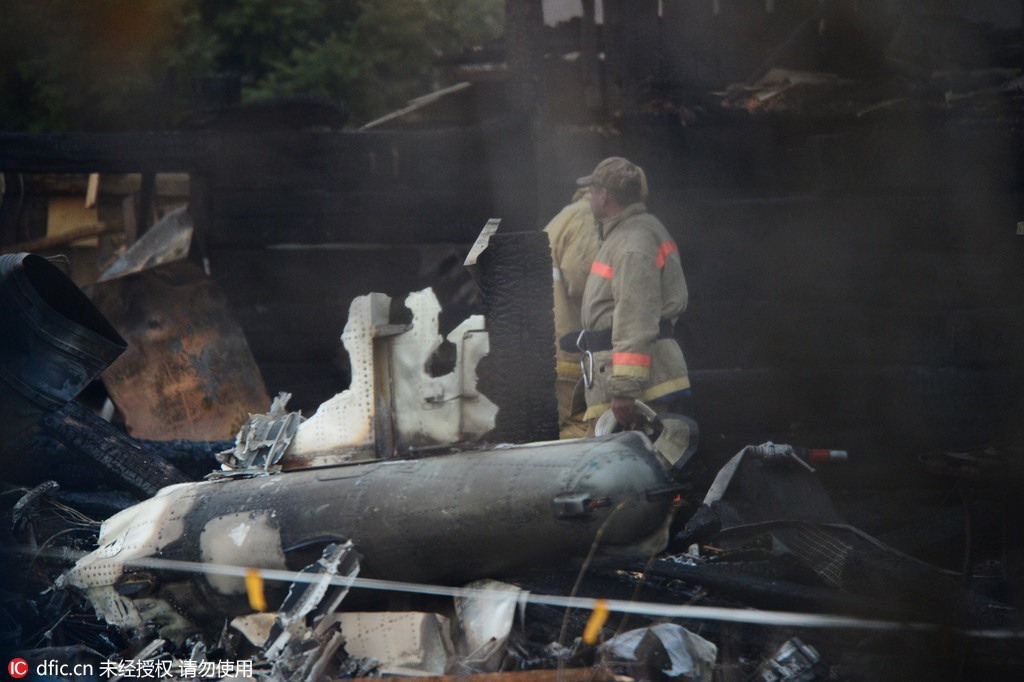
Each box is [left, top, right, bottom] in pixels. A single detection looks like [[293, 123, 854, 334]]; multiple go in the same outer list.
[[580, 202, 690, 419]]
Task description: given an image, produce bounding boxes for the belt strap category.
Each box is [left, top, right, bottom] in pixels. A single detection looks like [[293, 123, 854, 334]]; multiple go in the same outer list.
[[559, 319, 674, 353]]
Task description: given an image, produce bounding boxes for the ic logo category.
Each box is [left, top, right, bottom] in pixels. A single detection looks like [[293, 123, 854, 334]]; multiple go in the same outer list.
[[8, 658, 28, 679]]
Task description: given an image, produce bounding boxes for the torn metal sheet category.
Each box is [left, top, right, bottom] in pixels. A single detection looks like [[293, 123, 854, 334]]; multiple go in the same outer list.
[[462, 218, 501, 285], [284, 288, 496, 466], [451, 580, 522, 673], [95, 207, 193, 283], [338, 612, 454, 676], [249, 581, 515, 678], [90, 259, 270, 440], [390, 290, 494, 446], [60, 430, 676, 640], [277, 292, 392, 463], [756, 637, 821, 682], [55, 480, 203, 640], [217, 392, 302, 474], [599, 623, 717, 682], [265, 542, 360, 682]]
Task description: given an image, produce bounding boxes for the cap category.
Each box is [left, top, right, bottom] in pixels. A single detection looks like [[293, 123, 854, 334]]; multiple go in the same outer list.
[[576, 157, 648, 200]]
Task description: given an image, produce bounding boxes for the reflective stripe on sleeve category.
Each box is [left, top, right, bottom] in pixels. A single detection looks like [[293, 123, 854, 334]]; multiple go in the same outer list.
[[657, 241, 679, 268], [613, 364, 650, 379], [590, 261, 613, 279], [613, 352, 651, 380], [610, 352, 651, 378], [613, 352, 651, 370]]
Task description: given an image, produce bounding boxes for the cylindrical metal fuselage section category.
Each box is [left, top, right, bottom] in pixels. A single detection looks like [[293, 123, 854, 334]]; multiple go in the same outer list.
[[71, 432, 676, 630], [188, 431, 671, 580]]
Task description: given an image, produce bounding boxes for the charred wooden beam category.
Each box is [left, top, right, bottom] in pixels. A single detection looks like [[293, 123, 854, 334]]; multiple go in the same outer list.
[[39, 400, 192, 498], [0, 223, 120, 255], [474, 231, 559, 443], [0, 133, 203, 174], [603, 0, 660, 107], [0, 124, 523, 176], [505, 0, 545, 112]]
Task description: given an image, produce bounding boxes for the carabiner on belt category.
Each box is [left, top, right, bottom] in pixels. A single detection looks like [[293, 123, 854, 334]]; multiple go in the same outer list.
[[577, 330, 594, 389], [580, 351, 594, 389]]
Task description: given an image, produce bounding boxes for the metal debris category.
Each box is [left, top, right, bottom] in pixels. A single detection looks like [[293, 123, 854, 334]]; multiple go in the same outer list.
[[95, 207, 193, 283], [264, 542, 360, 682], [756, 637, 822, 682], [91, 257, 271, 441], [283, 288, 497, 467], [451, 580, 522, 673], [60, 430, 678, 641], [338, 612, 452, 676], [216, 392, 303, 475], [599, 623, 717, 681], [11, 480, 60, 531]]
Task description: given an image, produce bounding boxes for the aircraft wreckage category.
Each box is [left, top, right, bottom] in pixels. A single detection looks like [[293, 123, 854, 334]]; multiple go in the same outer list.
[[58, 287, 693, 643], [8, 247, 1021, 680]]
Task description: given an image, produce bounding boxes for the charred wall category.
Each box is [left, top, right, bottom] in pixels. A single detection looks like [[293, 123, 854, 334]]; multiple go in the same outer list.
[[187, 119, 538, 409], [194, 109, 1024, 458], [1, 106, 1021, 460]]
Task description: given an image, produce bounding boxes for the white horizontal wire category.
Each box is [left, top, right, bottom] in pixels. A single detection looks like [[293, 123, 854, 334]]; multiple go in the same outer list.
[[9, 545, 1023, 640]]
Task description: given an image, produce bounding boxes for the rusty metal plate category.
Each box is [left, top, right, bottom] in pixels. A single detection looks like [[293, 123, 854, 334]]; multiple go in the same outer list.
[[90, 260, 269, 440]]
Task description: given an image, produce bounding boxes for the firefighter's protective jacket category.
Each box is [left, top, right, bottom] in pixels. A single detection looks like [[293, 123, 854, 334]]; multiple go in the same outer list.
[[545, 192, 599, 432], [580, 203, 690, 420], [546, 192, 599, 381]]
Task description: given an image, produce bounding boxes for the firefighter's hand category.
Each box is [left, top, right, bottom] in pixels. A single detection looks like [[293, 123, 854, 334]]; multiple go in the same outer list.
[[611, 396, 637, 427]]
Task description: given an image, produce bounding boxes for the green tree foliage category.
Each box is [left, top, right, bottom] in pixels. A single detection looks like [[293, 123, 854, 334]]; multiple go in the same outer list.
[[214, 0, 504, 124], [426, 0, 505, 58], [247, 1, 439, 124], [200, 0, 355, 84], [0, 0, 503, 132]]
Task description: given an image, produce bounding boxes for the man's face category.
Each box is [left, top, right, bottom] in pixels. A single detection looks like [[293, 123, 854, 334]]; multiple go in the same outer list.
[[589, 184, 608, 220]]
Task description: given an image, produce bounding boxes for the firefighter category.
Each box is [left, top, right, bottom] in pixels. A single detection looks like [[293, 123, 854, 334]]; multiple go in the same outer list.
[[572, 157, 693, 430], [545, 187, 599, 438]]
